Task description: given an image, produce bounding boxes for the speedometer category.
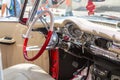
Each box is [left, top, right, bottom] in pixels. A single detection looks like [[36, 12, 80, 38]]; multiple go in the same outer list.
[[67, 23, 83, 39]]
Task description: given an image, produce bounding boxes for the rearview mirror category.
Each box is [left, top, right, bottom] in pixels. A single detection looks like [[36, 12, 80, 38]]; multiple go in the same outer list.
[[92, 0, 105, 2]]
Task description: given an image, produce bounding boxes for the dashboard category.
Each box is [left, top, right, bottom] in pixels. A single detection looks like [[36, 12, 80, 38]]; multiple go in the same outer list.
[[53, 17, 120, 63]]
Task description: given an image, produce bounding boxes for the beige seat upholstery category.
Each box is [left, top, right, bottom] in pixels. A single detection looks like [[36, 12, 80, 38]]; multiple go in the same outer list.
[[3, 63, 55, 80]]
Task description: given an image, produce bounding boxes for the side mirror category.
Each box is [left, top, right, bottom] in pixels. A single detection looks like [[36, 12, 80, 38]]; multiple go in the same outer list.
[[92, 0, 105, 2]]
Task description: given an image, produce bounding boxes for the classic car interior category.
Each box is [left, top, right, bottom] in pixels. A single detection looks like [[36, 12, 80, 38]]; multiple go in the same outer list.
[[0, 0, 120, 80]]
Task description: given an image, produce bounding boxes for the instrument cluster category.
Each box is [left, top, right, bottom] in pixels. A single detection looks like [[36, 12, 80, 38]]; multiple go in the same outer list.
[[61, 22, 95, 45]]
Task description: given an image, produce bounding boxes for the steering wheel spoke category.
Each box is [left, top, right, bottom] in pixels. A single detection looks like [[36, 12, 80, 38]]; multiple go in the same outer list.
[[26, 45, 43, 51]]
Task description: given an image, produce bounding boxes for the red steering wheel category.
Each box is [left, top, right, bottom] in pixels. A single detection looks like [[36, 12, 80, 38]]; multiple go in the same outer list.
[[23, 10, 54, 61]]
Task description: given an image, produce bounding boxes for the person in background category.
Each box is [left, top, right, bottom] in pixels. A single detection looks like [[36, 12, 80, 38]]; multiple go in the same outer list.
[[1, 0, 21, 17], [31, 0, 34, 6], [37, 0, 73, 16], [37, 0, 49, 15], [65, 0, 73, 16], [55, 0, 73, 16]]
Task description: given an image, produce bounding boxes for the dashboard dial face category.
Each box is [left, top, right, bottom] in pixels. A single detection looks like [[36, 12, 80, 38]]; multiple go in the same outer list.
[[83, 33, 93, 41], [67, 23, 83, 39]]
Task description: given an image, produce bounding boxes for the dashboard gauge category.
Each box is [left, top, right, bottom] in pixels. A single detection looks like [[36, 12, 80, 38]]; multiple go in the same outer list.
[[83, 33, 93, 41], [67, 23, 83, 39]]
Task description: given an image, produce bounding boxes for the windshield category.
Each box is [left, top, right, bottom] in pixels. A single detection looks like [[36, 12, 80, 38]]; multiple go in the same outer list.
[[56, 0, 120, 17], [19, 0, 120, 25], [29, 0, 120, 18]]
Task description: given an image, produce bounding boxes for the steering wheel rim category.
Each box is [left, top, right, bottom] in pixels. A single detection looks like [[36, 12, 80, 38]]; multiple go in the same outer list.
[[23, 10, 54, 61]]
